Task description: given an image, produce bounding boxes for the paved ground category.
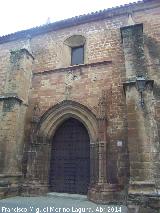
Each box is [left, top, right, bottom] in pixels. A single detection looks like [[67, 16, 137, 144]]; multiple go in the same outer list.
[[0, 193, 128, 213]]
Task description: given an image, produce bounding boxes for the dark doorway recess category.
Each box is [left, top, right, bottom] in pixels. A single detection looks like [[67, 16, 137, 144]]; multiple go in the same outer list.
[[49, 118, 90, 194]]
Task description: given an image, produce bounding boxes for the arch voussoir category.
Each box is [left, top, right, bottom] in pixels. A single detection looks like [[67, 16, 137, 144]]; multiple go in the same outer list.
[[38, 100, 98, 143]]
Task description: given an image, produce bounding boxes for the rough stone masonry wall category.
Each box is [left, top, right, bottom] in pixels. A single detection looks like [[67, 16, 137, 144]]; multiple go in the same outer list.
[[0, 99, 26, 174], [133, 4, 160, 193], [120, 3, 160, 209], [121, 23, 158, 200], [0, 0, 159, 204], [27, 2, 160, 188], [28, 15, 128, 187], [0, 48, 33, 197], [0, 39, 28, 93], [134, 2, 160, 151]]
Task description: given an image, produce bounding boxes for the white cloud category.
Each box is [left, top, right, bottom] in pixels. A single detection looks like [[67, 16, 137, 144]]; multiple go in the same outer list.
[[0, 0, 140, 36]]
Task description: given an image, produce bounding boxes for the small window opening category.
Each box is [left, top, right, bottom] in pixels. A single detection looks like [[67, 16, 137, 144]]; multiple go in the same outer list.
[[71, 45, 84, 65]]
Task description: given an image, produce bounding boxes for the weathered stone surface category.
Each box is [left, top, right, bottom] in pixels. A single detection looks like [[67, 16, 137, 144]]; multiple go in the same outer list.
[[0, 0, 159, 210]]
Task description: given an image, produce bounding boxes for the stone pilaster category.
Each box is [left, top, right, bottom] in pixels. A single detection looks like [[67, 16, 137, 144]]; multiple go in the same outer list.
[[0, 48, 34, 197], [89, 142, 99, 185], [121, 23, 159, 204], [121, 24, 147, 79], [97, 90, 107, 185], [21, 142, 50, 196], [98, 141, 106, 184]]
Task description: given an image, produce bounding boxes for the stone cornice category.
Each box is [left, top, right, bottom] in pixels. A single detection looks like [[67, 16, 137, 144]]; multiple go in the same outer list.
[[33, 60, 112, 76]]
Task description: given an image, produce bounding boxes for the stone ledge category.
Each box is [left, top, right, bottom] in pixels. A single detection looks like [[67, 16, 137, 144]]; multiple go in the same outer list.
[[0, 173, 22, 178], [129, 181, 158, 195], [120, 23, 143, 34], [20, 181, 48, 196], [127, 182, 160, 210], [34, 60, 112, 76], [0, 93, 29, 106], [88, 183, 125, 204], [128, 195, 160, 211], [10, 48, 34, 60], [0, 94, 23, 103]]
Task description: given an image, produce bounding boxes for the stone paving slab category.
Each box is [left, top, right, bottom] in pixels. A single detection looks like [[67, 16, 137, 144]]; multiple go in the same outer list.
[[0, 193, 128, 213]]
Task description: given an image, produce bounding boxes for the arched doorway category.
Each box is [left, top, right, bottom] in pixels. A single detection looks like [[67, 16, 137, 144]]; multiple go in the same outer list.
[[49, 118, 90, 194]]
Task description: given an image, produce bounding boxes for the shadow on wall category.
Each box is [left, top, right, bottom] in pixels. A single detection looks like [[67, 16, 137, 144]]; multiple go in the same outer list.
[[145, 36, 160, 100], [145, 36, 160, 59]]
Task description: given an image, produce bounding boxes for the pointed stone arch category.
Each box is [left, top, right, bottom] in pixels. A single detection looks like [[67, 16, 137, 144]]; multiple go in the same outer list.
[[38, 100, 98, 143], [27, 100, 99, 195]]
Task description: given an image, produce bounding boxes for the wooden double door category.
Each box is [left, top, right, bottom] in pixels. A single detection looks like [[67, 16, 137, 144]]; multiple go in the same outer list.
[[49, 118, 90, 194]]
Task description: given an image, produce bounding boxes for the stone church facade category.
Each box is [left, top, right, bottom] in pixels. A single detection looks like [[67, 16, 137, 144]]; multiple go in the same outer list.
[[0, 0, 159, 210]]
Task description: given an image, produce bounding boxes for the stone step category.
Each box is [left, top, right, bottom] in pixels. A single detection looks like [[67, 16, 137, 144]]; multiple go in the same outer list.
[[47, 192, 87, 201]]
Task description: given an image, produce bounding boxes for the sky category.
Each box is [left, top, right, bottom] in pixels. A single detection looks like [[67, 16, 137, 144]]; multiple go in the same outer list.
[[0, 0, 140, 36]]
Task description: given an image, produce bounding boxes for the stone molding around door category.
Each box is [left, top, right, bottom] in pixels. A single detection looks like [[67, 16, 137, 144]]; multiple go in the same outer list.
[[25, 100, 99, 195], [37, 100, 98, 144]]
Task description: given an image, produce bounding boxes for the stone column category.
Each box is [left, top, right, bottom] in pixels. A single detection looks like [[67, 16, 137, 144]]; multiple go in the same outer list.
[[0, 49, 34, 197], [97, 91, 107, 185], [121, 24, 159, 199], [90, 142, 99, 185], [98, 141, 106, 184]]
